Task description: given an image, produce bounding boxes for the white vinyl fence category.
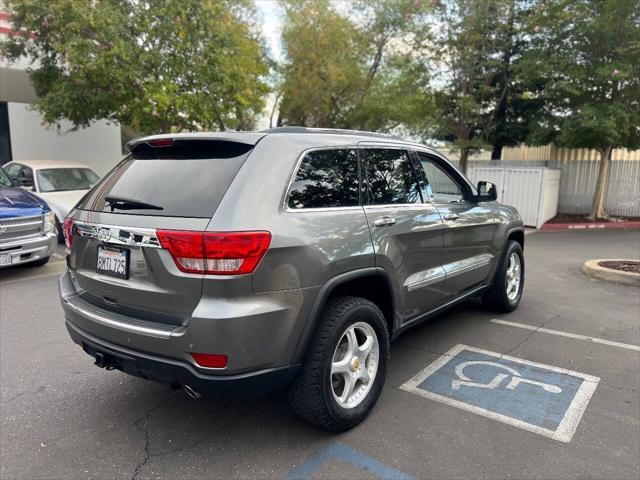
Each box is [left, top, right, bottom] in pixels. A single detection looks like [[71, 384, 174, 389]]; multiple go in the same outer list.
[[451, 158, 640, 219], [467, 167, 561, 228]]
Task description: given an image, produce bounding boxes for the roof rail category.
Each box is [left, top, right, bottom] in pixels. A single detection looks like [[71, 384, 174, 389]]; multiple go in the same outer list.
[[259, 126, 404, 141]]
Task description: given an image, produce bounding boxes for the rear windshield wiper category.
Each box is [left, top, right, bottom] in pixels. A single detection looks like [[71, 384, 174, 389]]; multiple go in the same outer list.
[[104, 195, 164, 211]]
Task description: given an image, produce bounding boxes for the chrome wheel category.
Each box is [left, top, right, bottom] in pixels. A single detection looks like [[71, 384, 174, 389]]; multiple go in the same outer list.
[[506, 252, 521, 301], [330, 322, 379, 409]]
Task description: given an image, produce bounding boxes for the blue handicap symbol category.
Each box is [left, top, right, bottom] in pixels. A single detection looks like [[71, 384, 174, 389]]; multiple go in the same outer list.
[[285, 442, 414, 480], [401, 344, 599, 441]]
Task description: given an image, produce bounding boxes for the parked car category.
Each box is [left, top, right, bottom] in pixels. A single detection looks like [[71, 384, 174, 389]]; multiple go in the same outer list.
[[59, 128, 524, 431], [3, 160, 100, 242], [0, 167, 57, 268]]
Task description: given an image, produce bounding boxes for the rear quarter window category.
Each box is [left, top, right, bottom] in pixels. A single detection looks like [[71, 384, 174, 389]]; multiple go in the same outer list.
[[76, 140, 253, 218], [287, 149, 360, 210]]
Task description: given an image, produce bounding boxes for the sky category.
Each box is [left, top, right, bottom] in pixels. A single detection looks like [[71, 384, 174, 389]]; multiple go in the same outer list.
[[255, 0, 285, 61]]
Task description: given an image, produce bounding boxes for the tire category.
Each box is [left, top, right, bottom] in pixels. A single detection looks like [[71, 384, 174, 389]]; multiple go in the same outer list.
[[483, 240, 524, 312], [28, 256, 50, 267], [55, 216, 65, 244], [288, 296, 390, 432]]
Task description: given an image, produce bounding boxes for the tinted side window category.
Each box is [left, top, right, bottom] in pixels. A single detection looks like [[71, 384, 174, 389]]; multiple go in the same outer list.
[[364, 149, 421, 205], [287, 149, 360, 209], [417, 153, 466, 204]]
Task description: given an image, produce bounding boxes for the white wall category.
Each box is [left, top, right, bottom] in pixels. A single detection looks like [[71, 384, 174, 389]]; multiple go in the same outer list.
[[8, 102, 122, 175]]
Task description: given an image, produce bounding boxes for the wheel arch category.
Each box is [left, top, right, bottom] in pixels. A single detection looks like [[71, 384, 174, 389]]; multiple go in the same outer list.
[[292, 267, 396, 365], [507, 228, 525, 250]]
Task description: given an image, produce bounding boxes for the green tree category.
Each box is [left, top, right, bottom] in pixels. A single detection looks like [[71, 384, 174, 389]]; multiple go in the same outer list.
[[0, 0, 270, 134], [276, 0, 431, 131], [485, 0, 540, 160], [522, 0, 640, 220], [428, 0, 535, 173]]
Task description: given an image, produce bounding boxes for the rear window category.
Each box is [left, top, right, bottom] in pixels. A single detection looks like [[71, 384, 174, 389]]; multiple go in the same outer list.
[[76, 140, 253, 218]]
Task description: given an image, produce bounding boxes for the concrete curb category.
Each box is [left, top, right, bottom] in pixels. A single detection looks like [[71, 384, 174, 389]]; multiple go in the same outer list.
[[582, 259, 640, 287], [542, 221, 640, 231]]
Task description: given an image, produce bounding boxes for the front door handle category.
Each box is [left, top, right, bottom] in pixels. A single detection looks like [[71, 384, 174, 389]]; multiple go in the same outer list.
[[443, 213, 459, 221], [374, 216, 396, 227]]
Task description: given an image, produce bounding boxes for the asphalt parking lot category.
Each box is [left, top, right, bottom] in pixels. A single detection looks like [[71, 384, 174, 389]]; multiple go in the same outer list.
[[1, 230, 639, 480]]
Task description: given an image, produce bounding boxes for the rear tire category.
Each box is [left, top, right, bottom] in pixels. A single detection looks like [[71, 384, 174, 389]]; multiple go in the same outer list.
[[483, 240, 524, 312], [288, 296, 389, 431]]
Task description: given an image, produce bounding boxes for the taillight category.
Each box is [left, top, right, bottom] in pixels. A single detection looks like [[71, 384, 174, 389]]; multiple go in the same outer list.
[[156, 230, 271, 275], [63, 217, 74, 248], [191, 353, 228, 368], [147, 138, 174, 147]]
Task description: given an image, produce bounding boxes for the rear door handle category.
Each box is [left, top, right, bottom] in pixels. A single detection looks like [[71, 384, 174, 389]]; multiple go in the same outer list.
[[443, 213, 459, 221], [374, 216, 396, 227]]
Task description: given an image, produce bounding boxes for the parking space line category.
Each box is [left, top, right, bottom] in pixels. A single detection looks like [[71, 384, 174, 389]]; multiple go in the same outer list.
[[490, 319, 640, 352], [285, 442, 415, 480]]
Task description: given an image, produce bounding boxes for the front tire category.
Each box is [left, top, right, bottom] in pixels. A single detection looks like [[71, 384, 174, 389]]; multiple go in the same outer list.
[[288, 296, 389, 431], [483, 240, 524, 312]]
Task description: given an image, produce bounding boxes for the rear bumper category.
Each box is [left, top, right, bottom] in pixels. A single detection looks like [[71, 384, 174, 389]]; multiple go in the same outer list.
[[0, 232, 57, 268], [66, 320, 299, 398], [58, 269, 314, 397]]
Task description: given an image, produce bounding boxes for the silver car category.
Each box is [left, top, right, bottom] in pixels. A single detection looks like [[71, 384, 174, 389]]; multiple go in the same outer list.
[[59, 128, 524, 431]]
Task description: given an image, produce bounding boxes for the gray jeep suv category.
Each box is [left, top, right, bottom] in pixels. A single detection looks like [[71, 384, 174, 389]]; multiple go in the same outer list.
[[59, 128, 524, 431]]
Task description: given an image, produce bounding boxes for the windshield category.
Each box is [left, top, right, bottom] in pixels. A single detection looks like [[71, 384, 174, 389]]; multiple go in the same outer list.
[[36, 168, 100, 193], [0, 168, 13, 187]]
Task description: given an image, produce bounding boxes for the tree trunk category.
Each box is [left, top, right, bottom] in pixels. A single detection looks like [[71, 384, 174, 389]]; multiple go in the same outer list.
[[587, 147, 612, 221], [491, 145, 503, 161], [459, 149, 469, 175], [490, 0, 514, 162]]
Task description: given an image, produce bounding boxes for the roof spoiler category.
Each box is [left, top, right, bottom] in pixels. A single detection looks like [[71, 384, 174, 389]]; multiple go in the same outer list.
[[126, 132, 266, 153]]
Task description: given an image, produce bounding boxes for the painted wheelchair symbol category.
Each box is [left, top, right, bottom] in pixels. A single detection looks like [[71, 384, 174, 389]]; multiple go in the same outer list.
[[451, 361, 562, 394]]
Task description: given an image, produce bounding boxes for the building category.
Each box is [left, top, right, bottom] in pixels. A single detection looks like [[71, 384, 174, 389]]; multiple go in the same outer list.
[[0, 7, 122, 175]]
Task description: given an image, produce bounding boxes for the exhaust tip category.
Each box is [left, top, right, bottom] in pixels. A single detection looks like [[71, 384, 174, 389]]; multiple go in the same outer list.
[[182, 384, 202, 399]]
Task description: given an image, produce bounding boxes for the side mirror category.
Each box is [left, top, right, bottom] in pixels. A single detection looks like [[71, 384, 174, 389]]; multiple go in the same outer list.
[[477, 181, 497, 202], [16, 176, 34, 188]]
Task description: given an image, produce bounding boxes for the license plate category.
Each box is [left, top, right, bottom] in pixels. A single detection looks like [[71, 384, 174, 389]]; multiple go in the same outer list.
[[0, 254, 11, 266], [96, 245, 129, 279]]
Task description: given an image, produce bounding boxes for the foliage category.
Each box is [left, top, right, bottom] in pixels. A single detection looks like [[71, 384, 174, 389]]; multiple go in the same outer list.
[[522, 0, 640, 152], [522, 0, 640, 218], [0, 0, 270, 133], [276, 0, 432, 131], [427, 0, 539, 171]]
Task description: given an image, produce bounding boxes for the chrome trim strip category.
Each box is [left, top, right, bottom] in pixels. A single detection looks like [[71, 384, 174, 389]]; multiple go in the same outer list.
[[0, 215, 42, 225], [73, 221, 162, 248], [62, 294, 176, 339], [0, 220, 42, 228], [285, 206, 364, 213], [404, 266, 446, 291], [0, 232, 55, 250], [443, 253, 494, 279], [364, 204, 435, 210]]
